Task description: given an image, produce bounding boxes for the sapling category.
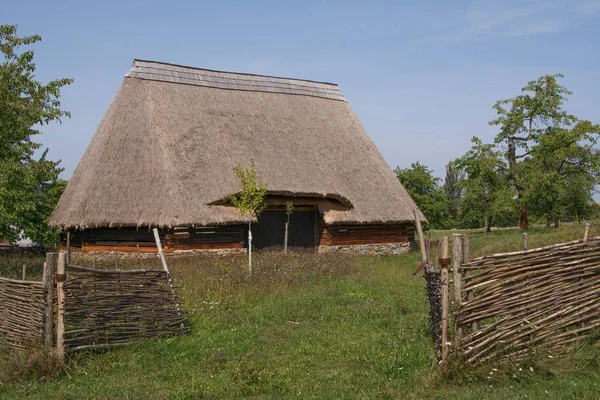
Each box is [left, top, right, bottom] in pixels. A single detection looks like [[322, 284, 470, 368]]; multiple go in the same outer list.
[[229, 160, 267, 274]]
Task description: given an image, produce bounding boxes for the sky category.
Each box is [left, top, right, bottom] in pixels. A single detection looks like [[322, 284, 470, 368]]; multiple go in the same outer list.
[[4, 0, 600, 183]]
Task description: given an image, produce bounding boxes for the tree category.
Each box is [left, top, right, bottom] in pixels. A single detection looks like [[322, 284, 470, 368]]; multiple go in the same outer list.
[[229, 160, 267, 274], [443, 160, 464, 225], [394, 162, 449, 229], [0, 24, 72, 245], [490, 74, 600, 229], [456, 137, 517, 232]]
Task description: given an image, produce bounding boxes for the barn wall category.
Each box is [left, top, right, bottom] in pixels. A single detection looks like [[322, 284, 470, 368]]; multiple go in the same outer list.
[[64, 226, 244, 253], [318, 223, 413, 255]]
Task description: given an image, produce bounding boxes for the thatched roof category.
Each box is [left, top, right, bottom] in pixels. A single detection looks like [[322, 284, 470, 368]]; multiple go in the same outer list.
[[51, 60, 424, 229]]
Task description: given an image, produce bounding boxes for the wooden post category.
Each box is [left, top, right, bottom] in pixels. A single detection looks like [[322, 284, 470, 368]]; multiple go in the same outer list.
[[413, 209, 427, 263], [583, 223, 590, 242], [452, 234, 463, 303], [522, 232, 528, 250], [22, 264, 26, 281], [43, 253, 56, 348], [439, 236, 449, 269], [441, 267, 449, 363], [152, 228, 169, 273], [462, 234, 470, 264], [56, 252, 66, 360], [452, 234, 464, 348]]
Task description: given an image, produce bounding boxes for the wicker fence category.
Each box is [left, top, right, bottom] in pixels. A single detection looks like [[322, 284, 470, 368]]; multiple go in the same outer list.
[[0, 255, 55, 350], [60, 264, 188, 352], [453, 235, 600, 365], [0, 277, 47, 349], [1, 251, 187, 355]]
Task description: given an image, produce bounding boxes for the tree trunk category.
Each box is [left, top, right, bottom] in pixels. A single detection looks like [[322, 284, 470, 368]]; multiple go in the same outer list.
[[486, 216, 493, 233], [519, 205, 528, 230], [248, 220, 252, 275], [284, 221, 289, 254], [546, 218, 551, 228], [554, 218, 560, 229]]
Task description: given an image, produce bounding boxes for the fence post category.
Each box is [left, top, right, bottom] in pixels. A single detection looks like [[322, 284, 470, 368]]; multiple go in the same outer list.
[[584, 223, 590, 242], [522, 232, 528, 250], [452, 234, 464, 348], [462, 234, 470, 264], [441, 267, 449, 364], [43, 253, 56, 348], [413, 209, 428, 263], [56, 252, 66, 361], [452, 234, 463, 303]]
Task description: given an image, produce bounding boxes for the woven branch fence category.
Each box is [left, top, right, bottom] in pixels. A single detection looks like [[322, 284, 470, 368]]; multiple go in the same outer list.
[[0, 278, 47, 349], [454, 236, 600, 365], [0, 254, 55, 350], [62, 264, 188, 351]]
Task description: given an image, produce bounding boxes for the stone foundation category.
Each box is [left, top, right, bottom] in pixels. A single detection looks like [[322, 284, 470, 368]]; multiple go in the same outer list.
[[318, 242, 410, 255], [69, 247, 246, 262]]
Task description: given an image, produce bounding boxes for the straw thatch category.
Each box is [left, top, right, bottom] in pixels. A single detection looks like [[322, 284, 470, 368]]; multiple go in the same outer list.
[[51, 60, 424, 229]]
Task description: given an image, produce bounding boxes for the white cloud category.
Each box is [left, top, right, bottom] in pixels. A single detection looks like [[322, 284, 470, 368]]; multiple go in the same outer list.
[[422, 0, 599, 43]]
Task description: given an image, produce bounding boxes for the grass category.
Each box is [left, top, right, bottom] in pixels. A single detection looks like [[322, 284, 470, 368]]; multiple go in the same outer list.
[[1, 226, 599, 399]]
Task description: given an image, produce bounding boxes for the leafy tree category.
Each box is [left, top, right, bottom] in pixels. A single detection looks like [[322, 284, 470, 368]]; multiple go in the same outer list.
[[229, 160, 267, 274], [394, 162, 449, 229], [443, 160, 464, 225], [490, 74, 600, 229], [0, 24, 72, 245], [456, 137, 517, 232]]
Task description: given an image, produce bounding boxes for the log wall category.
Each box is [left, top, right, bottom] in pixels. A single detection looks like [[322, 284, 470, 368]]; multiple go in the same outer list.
[[319, 224, 410, 246], [65, 226, 244, 253]]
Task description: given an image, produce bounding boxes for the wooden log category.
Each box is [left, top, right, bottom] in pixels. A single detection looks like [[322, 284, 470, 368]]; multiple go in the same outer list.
[[522, 232, 528, 250], [43, 253, 56, 348], [584, 223, 590, 242], [56, 252, 66, 361]]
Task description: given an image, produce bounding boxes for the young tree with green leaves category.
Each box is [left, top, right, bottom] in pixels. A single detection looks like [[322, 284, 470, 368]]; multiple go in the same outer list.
[[394, 162, 449, 229], [229, 160, 267, 274], [490, 74, 600, 229], [0, 24, 72, 246]]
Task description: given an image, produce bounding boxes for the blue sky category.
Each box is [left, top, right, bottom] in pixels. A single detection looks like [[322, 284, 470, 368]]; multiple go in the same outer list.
[[5, 0, 600, 182]]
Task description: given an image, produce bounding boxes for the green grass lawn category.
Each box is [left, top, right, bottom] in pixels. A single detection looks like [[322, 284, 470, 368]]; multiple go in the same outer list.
[[1, 226, 599, 399]]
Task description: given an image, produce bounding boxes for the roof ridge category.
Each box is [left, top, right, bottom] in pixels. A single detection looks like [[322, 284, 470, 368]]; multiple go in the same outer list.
[[133, 59, 339, 87]]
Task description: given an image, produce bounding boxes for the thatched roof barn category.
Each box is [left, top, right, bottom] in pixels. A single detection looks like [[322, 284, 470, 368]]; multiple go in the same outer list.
[[51, 60, 423, 254]]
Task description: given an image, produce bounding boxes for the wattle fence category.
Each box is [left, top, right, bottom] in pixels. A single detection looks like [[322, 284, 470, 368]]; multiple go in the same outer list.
[[0, 277, 48, 349], [418, 226, 600, 367], [62, 265, 187, 351], [0, 252, 188, 356], [455, 237, 600, 365]]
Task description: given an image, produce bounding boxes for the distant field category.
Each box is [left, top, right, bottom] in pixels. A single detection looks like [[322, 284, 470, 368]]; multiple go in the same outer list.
[[1, 225, 599, 399]]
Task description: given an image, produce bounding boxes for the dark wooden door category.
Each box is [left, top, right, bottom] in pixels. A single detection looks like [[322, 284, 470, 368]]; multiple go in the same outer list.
[[252, 210, 316, 251]]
